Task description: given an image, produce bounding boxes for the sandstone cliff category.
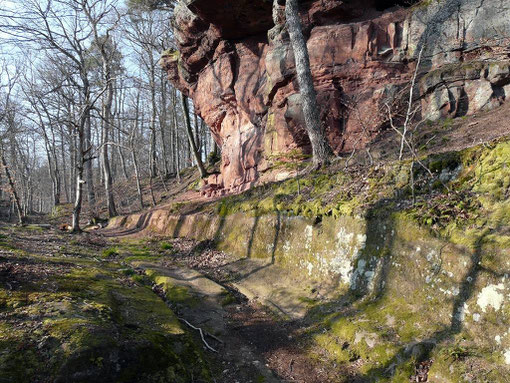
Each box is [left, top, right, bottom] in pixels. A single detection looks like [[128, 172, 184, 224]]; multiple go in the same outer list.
[[162, 0, 510, 195]]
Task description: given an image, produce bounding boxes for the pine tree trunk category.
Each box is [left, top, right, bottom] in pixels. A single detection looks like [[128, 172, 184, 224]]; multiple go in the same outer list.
[[284, 0, 331, 168]]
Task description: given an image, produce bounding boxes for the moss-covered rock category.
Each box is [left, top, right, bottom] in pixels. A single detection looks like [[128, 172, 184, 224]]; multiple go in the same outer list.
[[0, 255, 210, 383], [108, 137, 510, 381]]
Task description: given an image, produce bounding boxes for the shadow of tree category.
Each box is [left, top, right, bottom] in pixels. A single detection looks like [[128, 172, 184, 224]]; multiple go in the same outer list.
[[358, 226, 492, 380]]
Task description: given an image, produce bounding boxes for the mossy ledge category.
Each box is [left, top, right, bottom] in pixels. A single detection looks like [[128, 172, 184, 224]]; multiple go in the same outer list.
[[109, 138, 510, 381]]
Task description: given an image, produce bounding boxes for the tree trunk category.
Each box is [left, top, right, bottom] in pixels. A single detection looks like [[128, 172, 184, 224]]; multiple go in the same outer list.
[[84, 109, 96, 205], [181, 93, 207, 178], [172, 106, 181, 182], [131, 93, 144, 210], [117, 128, 129, 181], [101, 62, 117, 218], [48, 123, 61, 205], [60, 126, 70, 203], [1, 148, 24, 224], [71, 115, 86, 233], [131, 148, 144, 210], [70, 125, 77, 203], [149, 61, 158, 179], [283, 0, 331, 168], [160, 75, 170, 178]]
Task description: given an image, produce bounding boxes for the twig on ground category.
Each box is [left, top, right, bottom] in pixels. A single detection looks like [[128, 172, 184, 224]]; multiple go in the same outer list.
[[178, 317, 222, 352]]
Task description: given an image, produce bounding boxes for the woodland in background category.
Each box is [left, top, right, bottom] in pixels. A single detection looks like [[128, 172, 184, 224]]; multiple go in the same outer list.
[[0, 0, 215, 228]]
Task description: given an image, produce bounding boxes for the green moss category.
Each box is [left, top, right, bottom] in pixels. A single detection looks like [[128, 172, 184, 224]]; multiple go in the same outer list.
[[161, 49, 180, 61], [160, 242, 173, 251], [23, 224, 45, 232], [220, 289, 236, 306], [146, 270, 199, 307], [0, 258, 210, 382], [428, 151, 461, 174], [102, 247, 119, 258]]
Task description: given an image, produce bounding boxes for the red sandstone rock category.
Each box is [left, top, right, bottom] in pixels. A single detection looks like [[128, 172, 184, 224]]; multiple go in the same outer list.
[[163, 0, 510, 195]]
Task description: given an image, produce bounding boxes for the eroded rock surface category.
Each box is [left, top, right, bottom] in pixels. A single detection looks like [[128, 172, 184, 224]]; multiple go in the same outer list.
[[162, 0, 510, 194]]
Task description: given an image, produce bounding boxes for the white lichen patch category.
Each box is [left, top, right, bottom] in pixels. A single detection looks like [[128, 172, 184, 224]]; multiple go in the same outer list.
[[330, 228, 368, 287], [354, 331, 378, 348], [455, 304, 466, 322], [477, 284, 505, 312], [304, 225, 313, 251], [504, 349, 510, 365], [283, 240, 291, 254], [330, 255, 354, 285], [357, 233, 367, 249]]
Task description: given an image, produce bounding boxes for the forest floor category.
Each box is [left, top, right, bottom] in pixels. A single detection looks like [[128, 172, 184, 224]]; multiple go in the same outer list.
[[0, 222, 353, 382]]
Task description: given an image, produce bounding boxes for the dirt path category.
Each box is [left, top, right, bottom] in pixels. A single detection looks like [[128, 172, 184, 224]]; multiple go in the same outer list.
[[134, 262, 281, 383], [0, 223, 345, 383], [119, 239, 346, 383]]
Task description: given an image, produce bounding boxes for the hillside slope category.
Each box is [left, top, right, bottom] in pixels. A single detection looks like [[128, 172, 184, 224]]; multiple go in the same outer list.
[[107, 102, 510, 382]]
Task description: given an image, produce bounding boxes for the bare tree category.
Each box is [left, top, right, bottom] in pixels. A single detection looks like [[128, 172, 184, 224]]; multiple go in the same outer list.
[[1, 0, 117, 231], [84, 1, 121, 218], [275, 0, 332, 168], [181, 93, 207, 178], [0, 63, 25, 224]]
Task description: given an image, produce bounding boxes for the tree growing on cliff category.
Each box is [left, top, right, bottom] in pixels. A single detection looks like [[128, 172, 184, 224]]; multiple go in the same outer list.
[[278, 0, 332, 168]]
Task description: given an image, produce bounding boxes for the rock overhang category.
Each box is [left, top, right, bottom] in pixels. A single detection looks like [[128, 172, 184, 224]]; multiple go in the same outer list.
[[164, 0, 510, 197]]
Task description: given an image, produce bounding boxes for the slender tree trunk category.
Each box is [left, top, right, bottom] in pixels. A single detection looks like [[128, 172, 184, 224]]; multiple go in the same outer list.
[[181, 93, 207, 178], [160, 75, 170, 178], [149, 175, 156, 207], [60, 127, 69, 203], [283, 0, 331, 168], [117, 129, 129, 181], [101, 62, 117, 218], [131, 93, 144, 210], [84, 110, 95, 205], [193, 112, 200, 156], [70, 126, 77, 203], [115, 86, 129, 181], [173, 107, 181, 182], [131, 148, 144, 210], [72, 144, 84, 232], [48, 123, 61, 205], [1, 148, 24, 224], [149, 62, 158, 179]]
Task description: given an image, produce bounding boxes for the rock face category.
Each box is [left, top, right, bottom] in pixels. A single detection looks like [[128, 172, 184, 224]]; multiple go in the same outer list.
[[109, 137, 510, 380], [162, 0, 510, 195]]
